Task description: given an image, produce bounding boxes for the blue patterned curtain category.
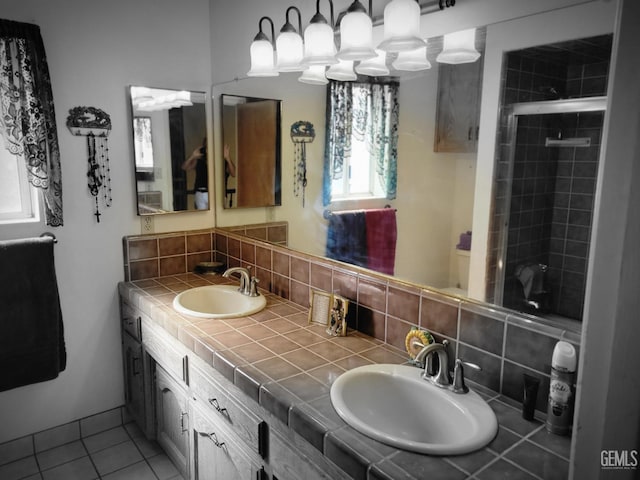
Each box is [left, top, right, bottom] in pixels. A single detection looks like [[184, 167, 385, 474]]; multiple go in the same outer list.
[[322, 79, 398, 206], [0, 19, 63, 226]]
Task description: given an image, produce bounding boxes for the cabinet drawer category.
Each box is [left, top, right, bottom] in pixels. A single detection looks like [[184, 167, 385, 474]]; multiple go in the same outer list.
[[120, 301, 142, 340], [190, 363, 263, 456], [142, 321, 187, 384]]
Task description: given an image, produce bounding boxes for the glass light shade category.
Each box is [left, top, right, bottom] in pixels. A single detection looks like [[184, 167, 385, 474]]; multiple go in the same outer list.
[[303, 22, 337, 65], [378, 0, 426, 53], [247, 39, 278, 76], [392, 46, 431, 71], [436, 28, 481, 64], [337, 11, 376, 61], [276, 31, 304, 72], [355, 49, 389, 76], [298, 65, 328, 85], [326, 59, 357, 81]]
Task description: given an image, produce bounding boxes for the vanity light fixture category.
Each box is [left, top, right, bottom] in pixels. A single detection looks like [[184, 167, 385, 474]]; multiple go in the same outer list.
[[378, 0, 426, 53], [251, 0, 461, 84], [436, 28, 480, 64], [336, 0, 376, 61], [248, 16, 279, 77], [391, 44, 431, 71], [302, 0, 337, 66], [326, 59, 358, 81], [355, 49, 389, 76], [298, 65, 329, 85], [276, 7, 305, 72]]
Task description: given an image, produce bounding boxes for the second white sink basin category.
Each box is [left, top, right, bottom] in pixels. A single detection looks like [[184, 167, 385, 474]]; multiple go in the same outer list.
[[330, 363, 498, 455], [173, 285, 266, 319]]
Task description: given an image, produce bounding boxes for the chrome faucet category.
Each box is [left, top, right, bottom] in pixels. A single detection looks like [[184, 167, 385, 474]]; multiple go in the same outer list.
[[222, 267, 260, 297], [414, 341, 451, 388]]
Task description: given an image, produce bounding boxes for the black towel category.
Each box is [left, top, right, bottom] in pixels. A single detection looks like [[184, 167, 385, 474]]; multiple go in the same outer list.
[[326, 211, 368, 268], [0, 237, 66, 392]]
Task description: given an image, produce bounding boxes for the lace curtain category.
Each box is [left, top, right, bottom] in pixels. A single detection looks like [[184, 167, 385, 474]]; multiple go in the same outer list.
[[0, 19, 62, 226], [322, 79, 399, 206]]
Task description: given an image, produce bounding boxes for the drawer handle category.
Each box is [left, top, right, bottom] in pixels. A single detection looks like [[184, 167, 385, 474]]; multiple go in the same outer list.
[[208, 398, 228, 416], [132, 357, 141, 376], [180, 412, 188, 433], [205, 432, 225, 449]]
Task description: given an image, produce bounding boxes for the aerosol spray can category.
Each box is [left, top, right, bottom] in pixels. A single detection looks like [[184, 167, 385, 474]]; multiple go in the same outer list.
[[546, 341, 577, 435]]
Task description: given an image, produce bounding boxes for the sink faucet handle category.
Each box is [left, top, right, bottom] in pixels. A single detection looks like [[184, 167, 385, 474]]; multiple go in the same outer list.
[[452, 359, 481, 394], [248, 276, 260, 297]]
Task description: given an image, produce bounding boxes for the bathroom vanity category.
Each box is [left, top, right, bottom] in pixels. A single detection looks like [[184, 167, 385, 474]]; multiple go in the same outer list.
[[119, 273, 571, 480]]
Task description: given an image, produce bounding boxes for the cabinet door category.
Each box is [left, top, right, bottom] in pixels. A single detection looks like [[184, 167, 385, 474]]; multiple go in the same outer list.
[[191, 400, 257, 480], [434, 59, 484, 153], [156, 366, 190, 478], [122, 331, 145, 430]]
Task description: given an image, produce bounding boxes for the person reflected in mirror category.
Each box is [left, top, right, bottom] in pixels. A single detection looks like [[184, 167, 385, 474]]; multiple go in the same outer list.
[[182, 137, 208, 210], [223, 143, 237, 207]]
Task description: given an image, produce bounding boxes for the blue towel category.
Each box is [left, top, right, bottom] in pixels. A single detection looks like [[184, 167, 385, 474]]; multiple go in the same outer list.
[[326, 211, 368, 268], [0, 237, 66, 392]]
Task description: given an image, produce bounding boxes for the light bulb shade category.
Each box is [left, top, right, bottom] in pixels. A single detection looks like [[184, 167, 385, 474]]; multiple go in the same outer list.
[[248, 39, 278, 76], [276, 31, 304, 71], [298, 65, 328, 85], [355, 49, 389, 76], [436, 28, 481, 64], [326, 59, 357, 81], [392, 46, 431, 71], [303, 22, 337, 65], [337, 11, 376, 61], [378, 0, 425, 53]]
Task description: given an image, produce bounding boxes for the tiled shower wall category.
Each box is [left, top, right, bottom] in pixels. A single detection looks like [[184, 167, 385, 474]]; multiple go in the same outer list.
[[487, 36, 609, 320], [122, 228, 581, 415]]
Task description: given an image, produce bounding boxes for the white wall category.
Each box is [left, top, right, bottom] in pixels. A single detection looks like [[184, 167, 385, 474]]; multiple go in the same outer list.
[[0, 0, 213, 443]]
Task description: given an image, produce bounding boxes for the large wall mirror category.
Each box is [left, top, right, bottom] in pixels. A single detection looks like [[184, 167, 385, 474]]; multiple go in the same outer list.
[[213, 2, 615, 334], [221, 94, 282, 209], [129, 86, 208, 214]]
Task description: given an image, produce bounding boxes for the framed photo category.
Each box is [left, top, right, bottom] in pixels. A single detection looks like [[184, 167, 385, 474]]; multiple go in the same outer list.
[[309, 290, 332, 326], [308, 290, 349, 337]]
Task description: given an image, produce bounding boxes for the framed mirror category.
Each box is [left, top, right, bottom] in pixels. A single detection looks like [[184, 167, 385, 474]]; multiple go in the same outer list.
[[129, 86, 208, 214], [221, 94, 282, 209]]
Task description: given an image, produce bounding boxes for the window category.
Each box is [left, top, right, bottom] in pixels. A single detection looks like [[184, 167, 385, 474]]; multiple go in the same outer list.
[[323, 80, 399, 205], [0, 142, 39, 223]]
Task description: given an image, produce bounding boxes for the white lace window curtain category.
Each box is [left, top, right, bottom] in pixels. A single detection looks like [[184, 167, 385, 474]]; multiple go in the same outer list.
[[322, 79, 399, 206], [0, 19, 62, 226]]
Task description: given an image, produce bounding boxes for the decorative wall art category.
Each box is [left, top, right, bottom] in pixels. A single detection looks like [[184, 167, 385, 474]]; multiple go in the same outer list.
[[66, 106, 112, 222], [290, 120, 315, 207]]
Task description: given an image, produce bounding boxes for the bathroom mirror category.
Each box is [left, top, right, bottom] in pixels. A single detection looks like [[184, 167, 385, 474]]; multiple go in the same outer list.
[[221, 94, 282, 209], [129, 86, 208, 214], [213, 3, 614, 330]]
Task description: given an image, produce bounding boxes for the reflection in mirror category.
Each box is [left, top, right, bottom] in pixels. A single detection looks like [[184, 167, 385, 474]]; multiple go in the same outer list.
[[221, 94, 282, 209], [130, 86, 207, 214], [216, 5, 614, 333]]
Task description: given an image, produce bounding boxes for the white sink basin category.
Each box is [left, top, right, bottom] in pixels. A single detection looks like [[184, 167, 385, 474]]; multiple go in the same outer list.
[[330, 363, 498, 455], [172, 285, 266, 319]]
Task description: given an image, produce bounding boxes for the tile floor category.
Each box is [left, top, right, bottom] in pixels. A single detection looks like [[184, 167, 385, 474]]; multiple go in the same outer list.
[[0, 421, 184, 480]]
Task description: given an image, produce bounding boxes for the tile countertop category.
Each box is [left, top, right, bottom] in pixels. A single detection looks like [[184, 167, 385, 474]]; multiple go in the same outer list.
[[118, 273, 572, 480]]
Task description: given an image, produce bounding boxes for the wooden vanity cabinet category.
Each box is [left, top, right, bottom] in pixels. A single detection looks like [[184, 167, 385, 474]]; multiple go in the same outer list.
[[155, 365, 191, 478], [119, 293, 350, 480], [190, 398, 259, 480], [434, 59, 484, 153]]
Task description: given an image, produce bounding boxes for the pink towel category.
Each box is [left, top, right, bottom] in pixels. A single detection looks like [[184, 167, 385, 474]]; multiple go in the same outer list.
[[365, 209, 397, 275]]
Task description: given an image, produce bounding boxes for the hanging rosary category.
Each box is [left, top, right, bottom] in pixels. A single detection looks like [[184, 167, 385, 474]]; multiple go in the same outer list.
[[66, 106, 113, 222], [290, 121, 315, 207]]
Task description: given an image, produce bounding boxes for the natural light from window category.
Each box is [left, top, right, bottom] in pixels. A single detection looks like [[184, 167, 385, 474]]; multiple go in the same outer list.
[[0, 140, 39, 223]]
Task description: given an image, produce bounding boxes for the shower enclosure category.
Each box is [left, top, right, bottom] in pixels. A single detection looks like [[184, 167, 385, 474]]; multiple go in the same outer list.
[[492, 97, 606, 321]]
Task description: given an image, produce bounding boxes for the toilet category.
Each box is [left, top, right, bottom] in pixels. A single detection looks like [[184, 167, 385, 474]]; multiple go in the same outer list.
[[443, 249, 471, 296]]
